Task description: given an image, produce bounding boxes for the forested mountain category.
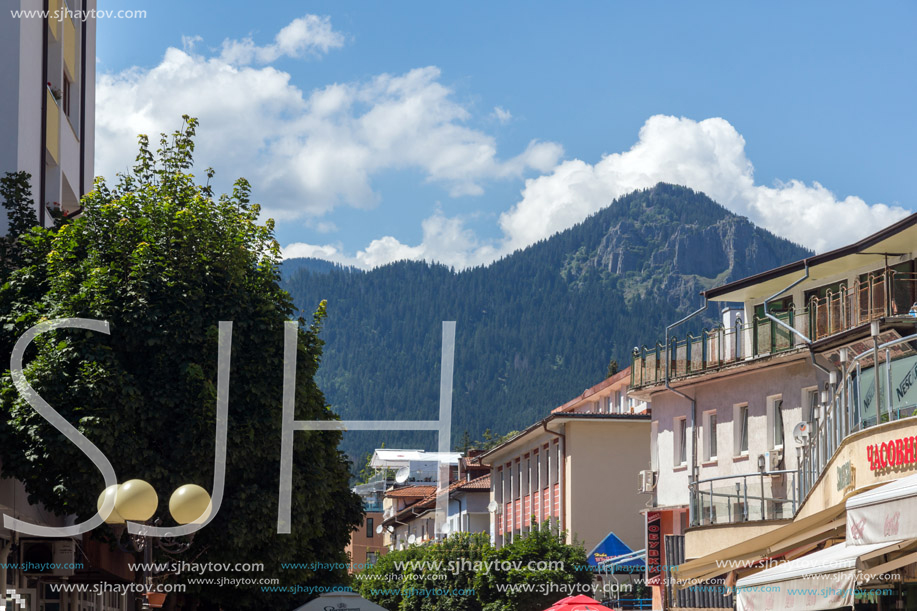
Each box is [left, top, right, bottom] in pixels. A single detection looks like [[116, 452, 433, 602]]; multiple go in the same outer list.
[[282, 184, 811, 460]]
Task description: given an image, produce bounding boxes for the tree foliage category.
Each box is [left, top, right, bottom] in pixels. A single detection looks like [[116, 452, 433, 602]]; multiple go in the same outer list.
[[357, 527, 591, 611], [474, 523, 591, 611], [0, 117, 363, 609]]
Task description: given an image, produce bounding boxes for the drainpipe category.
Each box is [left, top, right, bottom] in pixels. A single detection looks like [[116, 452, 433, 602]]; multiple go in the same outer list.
[[542, 420, 565, 538], [664, 298, 708, 526]]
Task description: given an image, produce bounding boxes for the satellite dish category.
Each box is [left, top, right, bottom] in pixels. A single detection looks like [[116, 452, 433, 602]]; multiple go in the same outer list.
[[407, 534, 416, 544], [441, 523, 451, 534], [394, 467, 410, 484], [375, 525, 384, 534], [487, 500, 498, 513], [793, 422, 810, 446], [387, 525, 395, 533]]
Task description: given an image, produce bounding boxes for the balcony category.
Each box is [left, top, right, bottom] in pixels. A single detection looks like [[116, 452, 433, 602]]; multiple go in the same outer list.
[[631, 268, 917, 390], [690, 470, 799, 527], [631, 313, 802, 390], [798, 330, 917, 502]]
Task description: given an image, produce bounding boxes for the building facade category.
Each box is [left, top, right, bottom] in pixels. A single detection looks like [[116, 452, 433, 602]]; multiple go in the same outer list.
[[632, 213, 917, 610], [482, 368, 651, 557], [1, 0, 96, 232]]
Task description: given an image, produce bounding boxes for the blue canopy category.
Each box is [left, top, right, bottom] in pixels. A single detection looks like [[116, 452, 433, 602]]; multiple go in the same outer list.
[[587, 531, 646, 574]]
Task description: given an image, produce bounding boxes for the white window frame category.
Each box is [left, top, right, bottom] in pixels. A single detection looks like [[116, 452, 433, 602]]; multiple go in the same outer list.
[[733, 403, 749, 456], [702, 410, 718, 462], [674, 416, 688, 467], [768, 394, 785, 451]]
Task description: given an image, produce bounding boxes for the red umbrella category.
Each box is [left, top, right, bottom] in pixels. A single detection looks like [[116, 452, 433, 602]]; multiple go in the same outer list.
[[544, 594, 614, 611]]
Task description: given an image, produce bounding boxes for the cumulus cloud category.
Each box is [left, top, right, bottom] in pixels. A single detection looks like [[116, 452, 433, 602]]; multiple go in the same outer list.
[[96, 17, 562, 223], [288, 115, 911, 268], [499, 115, 911, 254], [283, 209, 499, 269], [219, 15, 345, 65]]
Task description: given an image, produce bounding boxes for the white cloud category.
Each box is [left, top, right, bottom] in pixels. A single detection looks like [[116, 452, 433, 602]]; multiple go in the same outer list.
[[287, 115, 912, 268], [96, 17, 561, 224], [282, 208, 499, 270], [492, 106, 512, 124], [499, 115, 911, 254], [219, 15, 345, 65]]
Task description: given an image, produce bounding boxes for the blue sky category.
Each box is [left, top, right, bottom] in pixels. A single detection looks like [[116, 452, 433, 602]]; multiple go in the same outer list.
[[95, 1, 917, 267]]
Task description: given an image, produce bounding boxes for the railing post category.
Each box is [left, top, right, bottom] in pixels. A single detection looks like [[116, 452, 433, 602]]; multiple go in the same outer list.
[[743, 479, 748, 522], [760, 472, 765, 520], [887, 348, 895, 420], [709, 480, 714, 524]]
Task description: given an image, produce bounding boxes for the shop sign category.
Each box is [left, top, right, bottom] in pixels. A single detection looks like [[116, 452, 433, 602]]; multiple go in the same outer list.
[[646, 511, 661, 578], [866, 435, 917, 471], [836, 460, 854, 491]]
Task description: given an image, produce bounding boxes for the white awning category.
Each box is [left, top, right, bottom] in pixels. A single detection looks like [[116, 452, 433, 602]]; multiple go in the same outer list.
[[735, 540, 901, 611], [847, 472, 917, 545], [369, 449, 461, 468]]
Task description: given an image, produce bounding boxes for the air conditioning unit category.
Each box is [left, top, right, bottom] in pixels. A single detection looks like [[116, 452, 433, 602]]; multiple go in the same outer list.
[[764, 450, 783, 472], [639, 470, 657, 493], [20, 539, 75, 576]]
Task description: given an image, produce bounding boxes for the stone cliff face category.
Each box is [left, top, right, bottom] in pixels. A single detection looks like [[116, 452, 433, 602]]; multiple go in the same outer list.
[[563, 184, 812, 312]]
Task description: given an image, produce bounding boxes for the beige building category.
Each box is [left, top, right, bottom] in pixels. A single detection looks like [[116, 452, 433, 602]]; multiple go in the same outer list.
[[481, 368, 651, 556]]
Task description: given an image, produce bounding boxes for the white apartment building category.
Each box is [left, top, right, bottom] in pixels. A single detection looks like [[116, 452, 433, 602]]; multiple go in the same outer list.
[[1, 0, 96, 232]]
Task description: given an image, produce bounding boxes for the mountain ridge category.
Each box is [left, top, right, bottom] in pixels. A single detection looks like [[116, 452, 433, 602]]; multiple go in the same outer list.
[[281, 183, 812, 460]]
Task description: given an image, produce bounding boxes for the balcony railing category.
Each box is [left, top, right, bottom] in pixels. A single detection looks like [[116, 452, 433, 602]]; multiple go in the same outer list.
[[631, 312, 802, 389], [797, 331, 917, 502], [808, 270, 917, 340], [690, 470, 798, 527], [631, 268, 917, 390]]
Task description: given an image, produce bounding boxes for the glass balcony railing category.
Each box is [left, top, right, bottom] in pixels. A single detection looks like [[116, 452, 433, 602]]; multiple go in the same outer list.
[[798, 331, 917, 502], [631, 268, 917, 390], [690, 470, 798, 527], [631, 312, 801, 389]]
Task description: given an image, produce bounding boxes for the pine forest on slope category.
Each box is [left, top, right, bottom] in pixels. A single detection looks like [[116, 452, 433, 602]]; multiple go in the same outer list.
[[281, 184, 812, 461]]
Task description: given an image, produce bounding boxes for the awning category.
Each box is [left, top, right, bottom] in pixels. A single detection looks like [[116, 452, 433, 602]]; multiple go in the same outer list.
[[847, 472, 917, 545], [676, 504, 846, 584], [588, 531, 645, 573], [735, 540, 902, 611]]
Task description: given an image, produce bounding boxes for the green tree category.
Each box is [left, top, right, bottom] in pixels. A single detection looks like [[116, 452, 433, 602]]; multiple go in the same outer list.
[[0, 118, 363, 609], [474, 522, 592, 611], [606, 358, 619, 378], [0, 171, 39, 279]]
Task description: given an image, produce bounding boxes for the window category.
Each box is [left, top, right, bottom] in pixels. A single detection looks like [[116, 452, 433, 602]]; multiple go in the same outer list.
[[62, 75, 72, 117], [675, 417, 687, 466], [768, 395, 784, 449], [366, 551, 378, 566], [803, 387, 819, 424], [734, 404, 749, 455], [703, 411, 717, 461], [367, 517, 374, 538]]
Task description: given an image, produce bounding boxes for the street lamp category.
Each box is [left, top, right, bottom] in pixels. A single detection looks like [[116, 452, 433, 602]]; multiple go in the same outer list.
[[97, 480, 212, 609]]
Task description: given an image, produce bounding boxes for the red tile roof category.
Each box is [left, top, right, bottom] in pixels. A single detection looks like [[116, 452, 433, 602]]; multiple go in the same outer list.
[[385, 485, 437, 498]]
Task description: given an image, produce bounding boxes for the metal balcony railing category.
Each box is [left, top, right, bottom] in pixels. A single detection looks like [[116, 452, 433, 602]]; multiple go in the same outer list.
[[631, 312, 802, 389], [690, 470, 798, 527], [631, 269, 917, 390], [807, 270, 917, 341], [797, 331, 917, 502]]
